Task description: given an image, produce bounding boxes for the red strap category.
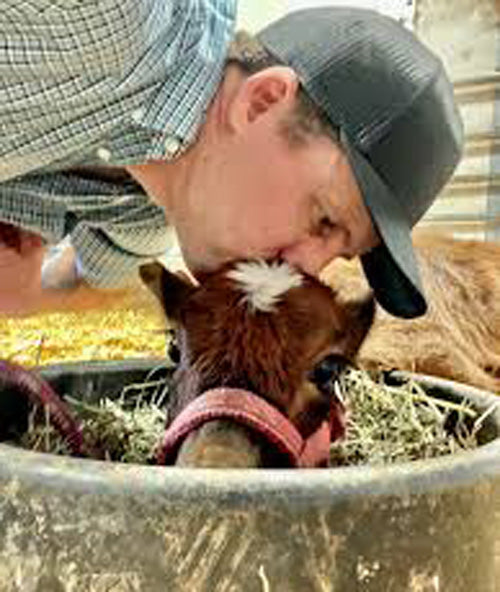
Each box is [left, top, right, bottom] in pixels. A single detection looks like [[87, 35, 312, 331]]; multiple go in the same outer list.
[[157, 388, 337, 467], [0, 360, 83, 455]]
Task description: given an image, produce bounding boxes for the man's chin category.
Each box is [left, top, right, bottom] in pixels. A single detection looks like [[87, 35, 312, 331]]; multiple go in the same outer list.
[[182, 243, 281, 278]]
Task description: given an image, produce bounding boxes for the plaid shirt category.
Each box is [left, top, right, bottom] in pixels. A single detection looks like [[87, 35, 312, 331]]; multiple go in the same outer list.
[[0, 0, 237, 287]]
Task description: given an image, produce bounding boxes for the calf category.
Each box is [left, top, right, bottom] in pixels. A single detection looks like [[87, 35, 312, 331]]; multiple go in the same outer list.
[[141, 260, 374, 468]]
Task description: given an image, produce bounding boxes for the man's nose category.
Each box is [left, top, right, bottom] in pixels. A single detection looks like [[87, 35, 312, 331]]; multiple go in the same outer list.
[[280, 236, 349, 276]]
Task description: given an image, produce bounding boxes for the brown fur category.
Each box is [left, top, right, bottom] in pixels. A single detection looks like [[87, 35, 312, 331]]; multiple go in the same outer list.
[[321, 234, 500, 392], [178, 271, 372, 427], [141, 261, 374, 466]]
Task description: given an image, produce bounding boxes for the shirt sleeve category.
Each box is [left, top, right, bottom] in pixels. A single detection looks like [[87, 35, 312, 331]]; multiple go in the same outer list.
[[0, 171, 177, 288], [0, 0, 236, 285], [0, 0, 174, 180], [69, 193, 179, 288], [0, 0, 237, 180]]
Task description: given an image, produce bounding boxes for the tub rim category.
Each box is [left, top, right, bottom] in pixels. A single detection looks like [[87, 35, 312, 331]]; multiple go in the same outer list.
[[0, 361, 499, 506]]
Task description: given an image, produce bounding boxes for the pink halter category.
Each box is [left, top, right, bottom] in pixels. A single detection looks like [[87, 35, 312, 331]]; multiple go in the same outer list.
[[157, 387, 346, 467]]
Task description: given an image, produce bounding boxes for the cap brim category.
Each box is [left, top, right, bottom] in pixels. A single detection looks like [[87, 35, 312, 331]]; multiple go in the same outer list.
[[340, 131, 427, 319]]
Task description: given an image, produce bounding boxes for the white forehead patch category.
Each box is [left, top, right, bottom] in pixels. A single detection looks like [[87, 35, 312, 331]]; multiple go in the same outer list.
[[227, 260, 303, 313]]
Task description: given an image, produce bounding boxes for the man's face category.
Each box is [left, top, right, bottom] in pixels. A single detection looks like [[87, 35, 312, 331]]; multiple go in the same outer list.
[[132, 67, 380, 279], [173, 119, 379, 278]]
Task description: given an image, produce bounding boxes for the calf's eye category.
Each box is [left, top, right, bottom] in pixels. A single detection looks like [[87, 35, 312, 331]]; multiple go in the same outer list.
[[308, 354, 349, 388]]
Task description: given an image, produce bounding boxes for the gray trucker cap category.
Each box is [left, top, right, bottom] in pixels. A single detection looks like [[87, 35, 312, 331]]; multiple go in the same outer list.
[[257, 8, 464, 318]]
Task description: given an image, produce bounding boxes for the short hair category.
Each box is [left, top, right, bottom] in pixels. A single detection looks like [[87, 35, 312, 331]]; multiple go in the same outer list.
[[226, 31, 340, 147]]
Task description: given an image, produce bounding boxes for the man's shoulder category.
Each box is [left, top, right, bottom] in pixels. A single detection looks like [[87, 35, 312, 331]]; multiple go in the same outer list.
[[3, 0, 176, 68]]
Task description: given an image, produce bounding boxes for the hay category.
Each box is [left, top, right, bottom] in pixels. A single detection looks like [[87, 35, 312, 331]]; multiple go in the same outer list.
[[17, 368, 486, 467], [0, 306, 166, 366], [20, 377, 170, 464], [330, 369, 482, 466]]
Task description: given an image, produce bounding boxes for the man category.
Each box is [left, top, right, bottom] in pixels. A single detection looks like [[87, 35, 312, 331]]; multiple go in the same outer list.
[[0, 3, 463, 317]]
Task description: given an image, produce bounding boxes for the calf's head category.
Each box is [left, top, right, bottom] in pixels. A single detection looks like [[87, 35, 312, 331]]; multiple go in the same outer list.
[[141, 260, 374, 466]]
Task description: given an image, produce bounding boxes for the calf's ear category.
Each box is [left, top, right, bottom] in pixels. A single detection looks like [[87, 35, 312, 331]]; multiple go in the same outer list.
[[139, 262, 197, 322], [339, 293, 376, 359]]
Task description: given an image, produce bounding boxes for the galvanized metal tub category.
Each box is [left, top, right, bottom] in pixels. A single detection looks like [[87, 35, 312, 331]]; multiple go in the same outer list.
[[0, 359, 499, 592]]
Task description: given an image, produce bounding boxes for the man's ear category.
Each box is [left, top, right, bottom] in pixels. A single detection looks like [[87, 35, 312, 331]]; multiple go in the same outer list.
[[139, 262, 196, 322], [227, 66, 299, 132]]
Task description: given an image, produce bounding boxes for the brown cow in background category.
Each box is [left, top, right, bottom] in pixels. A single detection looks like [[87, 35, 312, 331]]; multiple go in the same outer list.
[[321, 234, 500, 393]]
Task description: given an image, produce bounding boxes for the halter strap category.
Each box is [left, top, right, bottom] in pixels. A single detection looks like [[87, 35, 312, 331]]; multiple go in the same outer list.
[[157, 387, 339, 467]]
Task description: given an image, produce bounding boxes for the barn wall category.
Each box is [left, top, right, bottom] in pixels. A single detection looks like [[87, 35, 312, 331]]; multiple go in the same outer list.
[[415, 0, 500, 240]]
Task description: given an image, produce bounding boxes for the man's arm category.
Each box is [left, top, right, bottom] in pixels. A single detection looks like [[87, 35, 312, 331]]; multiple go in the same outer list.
[[0, 0, 178, 182], [0, 224, 45, 315], [0, 169, 177, 291], [0, 0, 235, 299], [0, 223, 141, 316], [1, 0, 236, 182]]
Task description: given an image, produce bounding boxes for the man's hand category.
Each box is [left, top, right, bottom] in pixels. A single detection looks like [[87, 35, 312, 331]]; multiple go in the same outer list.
[[41, 240, 80, 291], [38, 240, 136, 312], [0, 223, 45, 315]]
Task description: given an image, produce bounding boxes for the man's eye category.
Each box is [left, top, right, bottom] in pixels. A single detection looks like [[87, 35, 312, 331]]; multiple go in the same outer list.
[[313, 216, 337, 239]]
